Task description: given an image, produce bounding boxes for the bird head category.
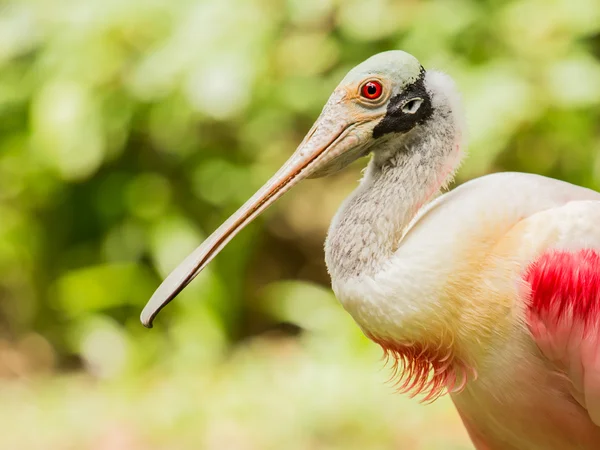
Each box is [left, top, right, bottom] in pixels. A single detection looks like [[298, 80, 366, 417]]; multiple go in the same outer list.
[[141, 50, 460, 327]]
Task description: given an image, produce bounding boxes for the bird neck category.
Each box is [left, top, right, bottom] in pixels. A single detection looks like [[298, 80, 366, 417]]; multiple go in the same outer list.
[[324, 92, 467, 400], [325, 107, 462, 282]]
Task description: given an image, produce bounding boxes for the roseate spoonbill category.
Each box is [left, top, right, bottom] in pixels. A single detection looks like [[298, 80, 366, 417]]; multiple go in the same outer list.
[[141, 51, 600, 449]]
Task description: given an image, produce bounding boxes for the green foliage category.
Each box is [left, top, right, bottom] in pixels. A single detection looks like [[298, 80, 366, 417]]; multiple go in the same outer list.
[[0, 0, 599, 447]]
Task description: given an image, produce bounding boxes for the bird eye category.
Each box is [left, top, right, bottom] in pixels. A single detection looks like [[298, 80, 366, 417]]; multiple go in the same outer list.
[[360, 80, 383, 100], [402, 98, 423, 114]]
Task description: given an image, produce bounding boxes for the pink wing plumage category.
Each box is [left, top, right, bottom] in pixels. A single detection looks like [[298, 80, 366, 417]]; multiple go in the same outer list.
[[525, 249, 600, 425]]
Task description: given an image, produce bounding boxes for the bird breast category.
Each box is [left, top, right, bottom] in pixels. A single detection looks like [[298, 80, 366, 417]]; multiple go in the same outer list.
[[329, 171, 600, 399]]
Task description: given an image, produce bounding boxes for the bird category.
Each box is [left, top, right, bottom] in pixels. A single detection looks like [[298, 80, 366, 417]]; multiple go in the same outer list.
[[140, 50, 600, 449]]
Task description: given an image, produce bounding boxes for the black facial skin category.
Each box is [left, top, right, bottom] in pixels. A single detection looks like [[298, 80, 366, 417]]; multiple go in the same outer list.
[[372, 67, 433, 139]]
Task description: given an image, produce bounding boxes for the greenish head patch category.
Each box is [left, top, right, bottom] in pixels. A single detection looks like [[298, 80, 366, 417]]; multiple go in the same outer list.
[[340, 50, 423, 96]]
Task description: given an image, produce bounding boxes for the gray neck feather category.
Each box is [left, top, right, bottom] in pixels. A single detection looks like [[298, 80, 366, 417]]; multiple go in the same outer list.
[[325, 99, 459, 282]]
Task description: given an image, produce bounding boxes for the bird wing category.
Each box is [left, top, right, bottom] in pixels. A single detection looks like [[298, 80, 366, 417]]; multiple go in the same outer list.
[[524, 200, 600, 426]]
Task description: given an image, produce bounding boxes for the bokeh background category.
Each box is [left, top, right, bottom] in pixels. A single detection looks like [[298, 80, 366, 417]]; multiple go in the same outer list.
[[0, 0, 599, 448]]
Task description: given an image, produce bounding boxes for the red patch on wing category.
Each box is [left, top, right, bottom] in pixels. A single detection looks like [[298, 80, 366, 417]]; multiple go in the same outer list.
[[525, 249, 600, 425], [525, 249, 600, 327]]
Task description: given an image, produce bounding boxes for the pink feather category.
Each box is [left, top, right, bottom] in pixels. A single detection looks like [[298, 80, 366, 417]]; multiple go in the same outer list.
[[526, 249, 600, 425]]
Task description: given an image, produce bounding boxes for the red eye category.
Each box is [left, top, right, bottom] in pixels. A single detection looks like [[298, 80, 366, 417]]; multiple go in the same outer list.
[[361, 80, 383, 100]]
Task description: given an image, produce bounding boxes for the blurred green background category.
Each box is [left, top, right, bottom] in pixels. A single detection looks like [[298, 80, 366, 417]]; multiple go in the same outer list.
[[0, 0, 599, 448]]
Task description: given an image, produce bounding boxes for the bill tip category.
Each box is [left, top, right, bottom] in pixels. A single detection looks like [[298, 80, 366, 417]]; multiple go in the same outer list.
[[140, 312, 154, 329]]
